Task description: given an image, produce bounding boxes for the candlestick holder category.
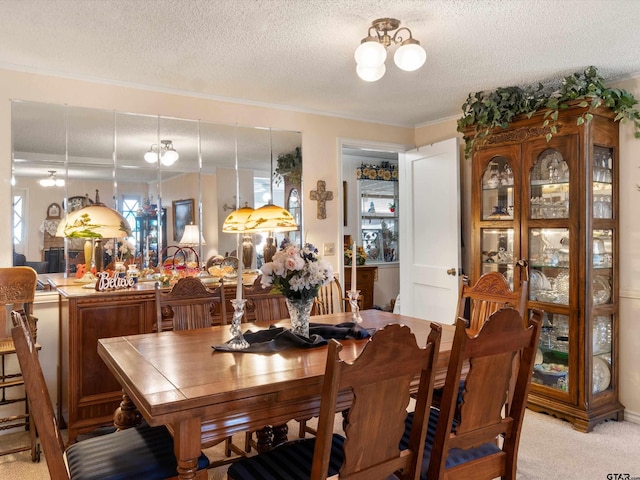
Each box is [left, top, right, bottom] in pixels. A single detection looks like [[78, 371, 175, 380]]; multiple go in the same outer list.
[[228, 299, 250, 350], [347, 289, 362, 323]]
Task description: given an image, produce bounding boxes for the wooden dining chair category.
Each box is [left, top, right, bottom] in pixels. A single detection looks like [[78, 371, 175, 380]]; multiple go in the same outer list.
[[227, 322, 442, 480], [10, 309, 210, 480], [155, 275, 227, 331], [457, 272, 527, 334], [429, 271, 529, 411], [244, 275, 289, 322], [0, 266, 39, 462], [403, 307, 542, 480], [312, 276, 345, 316], [155, 276, 248, 464]]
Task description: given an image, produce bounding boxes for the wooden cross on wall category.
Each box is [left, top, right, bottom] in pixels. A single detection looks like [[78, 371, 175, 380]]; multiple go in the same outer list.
[[309, 180, 333, 219]]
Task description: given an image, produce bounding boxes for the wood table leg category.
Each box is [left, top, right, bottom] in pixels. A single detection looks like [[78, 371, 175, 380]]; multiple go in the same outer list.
[[272, 423, 288, 447], [113, 391, 142, 430], [174, 416, 205, 480], [254, 426, 273, 453]]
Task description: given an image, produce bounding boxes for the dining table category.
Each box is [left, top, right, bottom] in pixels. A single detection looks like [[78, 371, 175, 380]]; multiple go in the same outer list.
[[97, 309, 456, 480]]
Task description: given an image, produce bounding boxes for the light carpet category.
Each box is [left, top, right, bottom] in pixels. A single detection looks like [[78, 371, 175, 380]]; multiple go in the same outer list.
[[1, 411, 639, 479]]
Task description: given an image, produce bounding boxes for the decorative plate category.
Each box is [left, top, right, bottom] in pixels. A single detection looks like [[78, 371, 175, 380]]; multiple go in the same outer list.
[[529, 270, 551, 296], [592, 356, 611, 394], [535, 348, 543, 365], [220, 256, 239, 278]]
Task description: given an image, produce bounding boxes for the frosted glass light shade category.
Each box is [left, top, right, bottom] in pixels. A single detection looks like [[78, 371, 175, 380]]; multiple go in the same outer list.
[[394, 42, 427, 71], [160, 148, 179, 166], [356, 63, 386, 82], [144, 149, 158, 163], [354, 39, 387, 68]]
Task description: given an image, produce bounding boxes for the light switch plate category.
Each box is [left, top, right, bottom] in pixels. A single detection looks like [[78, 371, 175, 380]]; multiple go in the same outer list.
[[323, 242, 335, 256]]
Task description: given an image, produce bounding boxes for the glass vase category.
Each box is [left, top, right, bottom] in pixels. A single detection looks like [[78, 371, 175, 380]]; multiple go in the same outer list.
[[286, 297, 314, 338]]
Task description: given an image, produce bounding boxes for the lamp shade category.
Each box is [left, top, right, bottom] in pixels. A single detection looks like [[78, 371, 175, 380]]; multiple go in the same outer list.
[[160, 148, 179, 166], [222, 205, 255, 233], [356, 63, 386, 82], [354, 39, 387, 67], [56, 204, 132, 239], [394, 41, 426, 71], [243, 204, 298, 233], [179, 224, 206, 245]]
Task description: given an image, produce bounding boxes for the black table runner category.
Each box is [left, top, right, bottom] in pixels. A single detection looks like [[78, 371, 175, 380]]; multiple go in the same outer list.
[[212, 322, 373, 353]]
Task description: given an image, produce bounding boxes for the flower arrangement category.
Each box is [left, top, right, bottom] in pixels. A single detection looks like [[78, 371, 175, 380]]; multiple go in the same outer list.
[[344, 244, 367, 266], [260, 239, 334, 300], [103, 238, 136, 261]]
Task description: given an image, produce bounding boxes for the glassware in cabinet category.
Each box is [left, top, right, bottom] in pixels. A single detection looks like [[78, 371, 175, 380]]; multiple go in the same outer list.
[[481, 156, 514, 220], [480, 228, 514, 288], [533, 311, 569, 393]]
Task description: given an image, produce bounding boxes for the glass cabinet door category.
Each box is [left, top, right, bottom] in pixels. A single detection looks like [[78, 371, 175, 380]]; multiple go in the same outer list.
[[591, 144, 615, 397], [481, 156, 514, 220], [533, 311, 569, 392], [480, 228, 514, 288]]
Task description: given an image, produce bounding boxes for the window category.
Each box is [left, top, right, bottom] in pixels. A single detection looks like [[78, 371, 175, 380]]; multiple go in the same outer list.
[[13, 192, 25, 245], [121, 195, 141, 239]]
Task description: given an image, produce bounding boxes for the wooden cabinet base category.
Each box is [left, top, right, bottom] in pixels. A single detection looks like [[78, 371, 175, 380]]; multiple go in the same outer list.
[[527, 394, 624, 432]]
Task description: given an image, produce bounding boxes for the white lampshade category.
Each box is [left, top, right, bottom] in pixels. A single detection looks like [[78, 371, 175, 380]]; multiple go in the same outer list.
[[354, 39, 387, 68], [160, 148, 179, 166], [394, 41, 427, 72], [179, 224, 206, 245], [39, 170, 65, 187], [356, 63, 386, 82], [144, 148, 158, 163]]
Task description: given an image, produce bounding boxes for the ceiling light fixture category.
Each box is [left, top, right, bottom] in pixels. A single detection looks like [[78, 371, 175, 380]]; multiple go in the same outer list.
[[144, 139, 179, 166], [355, 18, 426, 82], [39, 170, 65, 187]]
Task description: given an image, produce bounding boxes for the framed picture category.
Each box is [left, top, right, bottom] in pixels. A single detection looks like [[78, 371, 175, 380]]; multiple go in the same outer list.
[[46, 202, 62, 219], [172, 199, 194, 241]]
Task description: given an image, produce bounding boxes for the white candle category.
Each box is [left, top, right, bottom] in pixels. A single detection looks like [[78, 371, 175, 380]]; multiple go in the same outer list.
[[236, 234, 243, 301], [351, 241, 357, 291]]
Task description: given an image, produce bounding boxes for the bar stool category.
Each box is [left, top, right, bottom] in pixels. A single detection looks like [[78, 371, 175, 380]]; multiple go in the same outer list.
[[0, 266, 39, 461]]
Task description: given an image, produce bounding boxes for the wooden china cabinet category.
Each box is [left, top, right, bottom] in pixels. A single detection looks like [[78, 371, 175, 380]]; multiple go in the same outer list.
[[464, 104, 623, 432]]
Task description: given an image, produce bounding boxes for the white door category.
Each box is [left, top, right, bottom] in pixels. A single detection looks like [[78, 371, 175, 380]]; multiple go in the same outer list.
[[399, 138, 461, 324]]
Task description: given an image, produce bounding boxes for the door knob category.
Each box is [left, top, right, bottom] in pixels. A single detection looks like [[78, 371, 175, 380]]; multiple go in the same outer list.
[[447, 268, 457, 276]]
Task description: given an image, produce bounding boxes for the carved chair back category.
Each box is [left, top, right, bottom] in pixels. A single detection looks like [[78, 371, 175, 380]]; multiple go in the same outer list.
[[244, 276, 289, 322], [426, 308, 542, 480], [0, 266, 37, 339], [155, 276, 226, 332], [458, 272, 527, 335]]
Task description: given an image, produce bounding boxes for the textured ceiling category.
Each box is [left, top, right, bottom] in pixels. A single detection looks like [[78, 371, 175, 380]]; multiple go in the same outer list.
[[1, 0, 640, 127]]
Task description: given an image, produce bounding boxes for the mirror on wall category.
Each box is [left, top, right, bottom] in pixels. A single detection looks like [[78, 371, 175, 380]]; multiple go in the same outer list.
[[11, 100, 302, 277]]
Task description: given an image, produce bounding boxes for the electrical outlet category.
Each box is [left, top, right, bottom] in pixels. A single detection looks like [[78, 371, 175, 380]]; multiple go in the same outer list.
[[323, 242, 335, 256]]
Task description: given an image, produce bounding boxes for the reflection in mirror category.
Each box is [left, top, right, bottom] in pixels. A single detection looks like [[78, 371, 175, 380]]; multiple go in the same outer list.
[[11, 100, 302, 279]]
